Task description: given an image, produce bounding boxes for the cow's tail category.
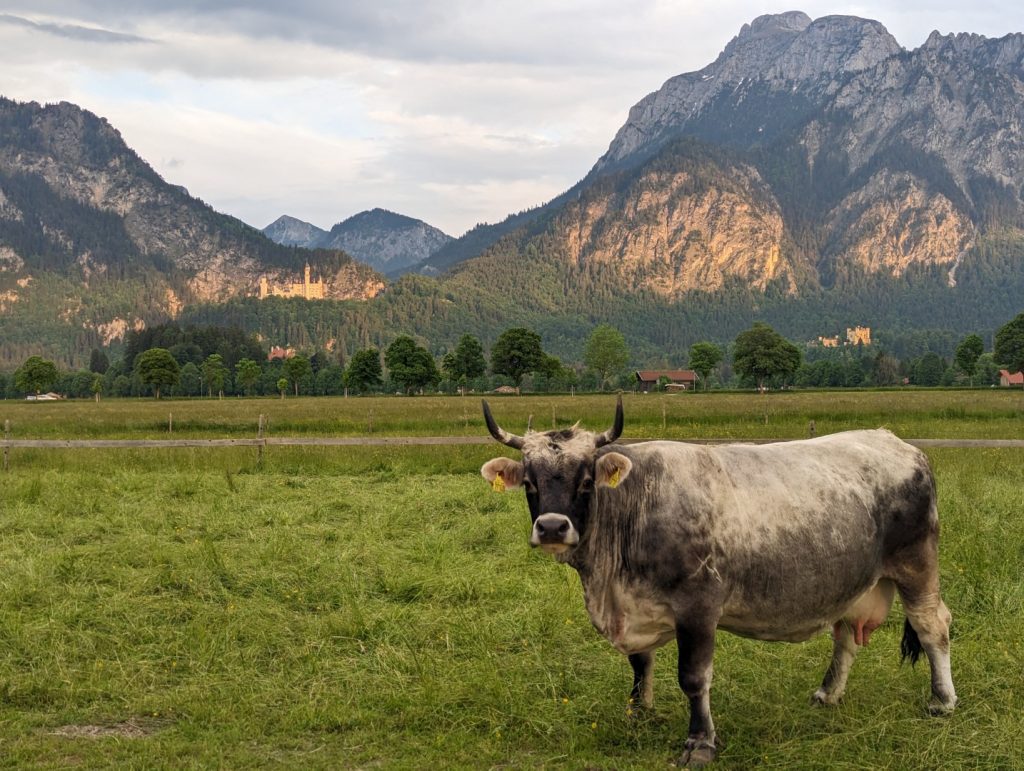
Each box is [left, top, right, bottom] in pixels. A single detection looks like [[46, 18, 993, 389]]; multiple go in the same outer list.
[[900, 618, 923, 666]]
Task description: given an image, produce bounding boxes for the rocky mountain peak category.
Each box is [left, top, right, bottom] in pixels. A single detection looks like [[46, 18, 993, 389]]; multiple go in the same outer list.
[[594, 12, 902, 171], [723, 11, 811, 57], [262, 215, 326, 248], [320, 208, 453, 275], [920, 28, 1024, 67]]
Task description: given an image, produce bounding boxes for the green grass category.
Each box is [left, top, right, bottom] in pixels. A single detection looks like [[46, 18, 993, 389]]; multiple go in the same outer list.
[[2, 389, 1024, 441], [0, 447, 1022, 768]]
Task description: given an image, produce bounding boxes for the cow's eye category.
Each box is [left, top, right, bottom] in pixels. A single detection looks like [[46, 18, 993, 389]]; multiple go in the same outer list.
[[523, 477, 537, 493], [579, 477, 594, 493]]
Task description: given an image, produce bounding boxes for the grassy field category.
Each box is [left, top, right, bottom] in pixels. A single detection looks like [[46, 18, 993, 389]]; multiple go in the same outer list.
[[1, 388, 1023, 441], [1, 395, 1023, 768]]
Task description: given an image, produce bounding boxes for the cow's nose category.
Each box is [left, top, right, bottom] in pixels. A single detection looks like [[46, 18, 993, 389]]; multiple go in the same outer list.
[[532, 514, 578, 548], [536, 519, 570, 538]]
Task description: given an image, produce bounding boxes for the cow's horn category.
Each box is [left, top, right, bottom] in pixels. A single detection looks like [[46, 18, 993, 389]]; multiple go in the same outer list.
[[595, 395, 624, 447], [482, 400, 525, 449]]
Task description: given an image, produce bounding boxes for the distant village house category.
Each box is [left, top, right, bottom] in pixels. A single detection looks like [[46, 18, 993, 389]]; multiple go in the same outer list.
[[267, 346, 296, 361], [635, 369, 698, 392], [999, 369, 1023, 387], [258, 263, 325, 300]]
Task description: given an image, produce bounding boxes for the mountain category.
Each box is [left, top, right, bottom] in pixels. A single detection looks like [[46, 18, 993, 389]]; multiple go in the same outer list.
[[0, 98, 383, 366], [317, 208, 453, 275], [593, 12, 902, 170], [263, 208, 453, 275], [420, 14, 1024, 292], [397, 14, 1024, 323], [262, 215, 326, 248]]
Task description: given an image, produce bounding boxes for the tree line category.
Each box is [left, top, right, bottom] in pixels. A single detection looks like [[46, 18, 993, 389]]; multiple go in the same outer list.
[[3, 312, 1023, 399]]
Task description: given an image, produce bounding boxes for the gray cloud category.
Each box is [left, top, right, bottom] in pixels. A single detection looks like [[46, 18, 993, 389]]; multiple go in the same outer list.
[[0, 13, 151, 44]]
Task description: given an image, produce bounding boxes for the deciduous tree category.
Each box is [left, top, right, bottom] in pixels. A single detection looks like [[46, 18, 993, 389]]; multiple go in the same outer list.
[[202, 353, 229, 398], [442, 334, 487, 383], [178, 362, 201, 396], [490, 327, 544, 388], [345, 348, 383, 394], [954, 334, 984, 386], [15, 355, 59, 396], [584, 324, 629, 390], [913, 352, 945, 386], [688, 341, 724, 391], [385, 336, 440, 394], [732, 323, 801, 391], [284, 355, 312, 396], [134, 348, 179, 400], [235, 358, 262, 396], [994, 312, 1024, 380]]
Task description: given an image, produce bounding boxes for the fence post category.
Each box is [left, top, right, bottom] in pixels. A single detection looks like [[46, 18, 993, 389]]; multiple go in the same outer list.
[[368, 410, 374, 434], [808, 420, 816, 438], [257, 413, 265, 465], [552, 404, 556, 430], [662, 401, 667, 431], [168, 412, 173, 434], [3, 419, 9, 471]]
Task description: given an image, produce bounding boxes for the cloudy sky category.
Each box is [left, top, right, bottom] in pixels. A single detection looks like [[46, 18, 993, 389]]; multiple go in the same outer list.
[[0, 2, 1017, 236]]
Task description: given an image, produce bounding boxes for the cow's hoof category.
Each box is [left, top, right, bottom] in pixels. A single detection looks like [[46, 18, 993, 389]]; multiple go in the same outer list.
[[928, 696, 958, 716], [810, 688, 841, 706], [678, 739, 716, 767], [625, 697, 653, 720]]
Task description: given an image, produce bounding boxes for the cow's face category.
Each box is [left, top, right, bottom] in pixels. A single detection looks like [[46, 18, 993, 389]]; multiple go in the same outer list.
[[481, 399, 631, 556]]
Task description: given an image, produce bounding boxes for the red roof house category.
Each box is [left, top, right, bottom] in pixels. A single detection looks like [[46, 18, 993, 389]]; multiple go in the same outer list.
[[635, 369, 698, 392], [999, 369, 1023, 387]]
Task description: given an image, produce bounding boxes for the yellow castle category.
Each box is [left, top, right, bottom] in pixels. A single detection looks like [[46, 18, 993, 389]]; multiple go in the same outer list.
[[258, 263, 325, 300], [814, 326, 871, 347], [846, 326, 871, 346]]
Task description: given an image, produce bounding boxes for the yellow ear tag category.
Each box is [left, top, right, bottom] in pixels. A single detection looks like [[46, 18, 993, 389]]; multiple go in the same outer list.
[[608, 468, 620, 488], [492, 472, 506, 492]]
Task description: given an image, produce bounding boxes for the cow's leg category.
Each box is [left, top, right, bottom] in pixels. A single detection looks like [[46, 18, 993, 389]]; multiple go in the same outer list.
[[628, 651, 655, 709], [676, 622, 716, 767], [899, 588, 957, 714], [811, 622, 858, 705], [892, 534, 957, 715]]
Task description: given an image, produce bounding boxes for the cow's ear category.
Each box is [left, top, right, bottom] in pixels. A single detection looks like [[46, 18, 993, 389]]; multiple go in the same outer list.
[[481, 457, 524, 491], [596, 452, 632, 489]]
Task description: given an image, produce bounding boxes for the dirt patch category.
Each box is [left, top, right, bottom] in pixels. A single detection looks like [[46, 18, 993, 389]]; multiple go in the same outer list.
[[51, 719, 164, 739]]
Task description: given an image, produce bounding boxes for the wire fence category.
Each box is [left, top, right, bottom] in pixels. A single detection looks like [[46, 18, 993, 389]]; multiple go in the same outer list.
[[2, 413, 1021, 471]]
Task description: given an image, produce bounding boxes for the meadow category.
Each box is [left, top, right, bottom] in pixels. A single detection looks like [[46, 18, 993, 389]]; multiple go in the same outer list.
[[0, 392, 1022, 768], [2, 388, 1023, 442]]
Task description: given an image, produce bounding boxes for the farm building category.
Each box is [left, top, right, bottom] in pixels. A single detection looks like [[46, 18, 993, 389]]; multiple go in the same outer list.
[[998, 369, 1023, 387], [635, 369, 698, 392]]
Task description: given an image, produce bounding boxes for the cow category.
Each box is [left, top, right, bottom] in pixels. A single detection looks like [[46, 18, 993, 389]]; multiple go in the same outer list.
[[480, 398, 956, 766]]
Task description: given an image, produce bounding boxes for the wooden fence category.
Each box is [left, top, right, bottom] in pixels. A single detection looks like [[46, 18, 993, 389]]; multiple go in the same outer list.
[[2, 413, 1021, 471]]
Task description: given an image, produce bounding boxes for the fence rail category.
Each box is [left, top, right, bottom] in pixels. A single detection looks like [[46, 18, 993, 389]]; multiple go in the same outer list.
[[1, 412, 1021, 470]]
